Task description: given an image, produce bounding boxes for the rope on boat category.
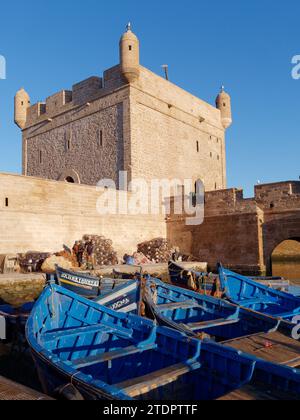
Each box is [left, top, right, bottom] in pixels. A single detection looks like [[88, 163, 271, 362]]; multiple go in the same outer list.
[[50, 284, 56, 319], [70, 372, 80, 385]]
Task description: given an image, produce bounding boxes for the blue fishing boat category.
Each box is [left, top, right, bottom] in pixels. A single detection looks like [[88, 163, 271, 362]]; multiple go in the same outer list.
[[288, 286, 300, 297], [26, 284, 300, 400], [169, 261, 290, 296], [55, 266, 101, 298], [0, 302, 34, 341], [55, 266, 141, 315], [94, 279, 141, 315], [168, 261, 220, 295], [144, 278, 291, 341], [218, 265, 300, 321]]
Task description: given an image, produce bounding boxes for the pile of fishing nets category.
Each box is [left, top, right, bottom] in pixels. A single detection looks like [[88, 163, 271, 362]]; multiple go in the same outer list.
[[76, 234, 119, 266], [137, 238, 174, 263]]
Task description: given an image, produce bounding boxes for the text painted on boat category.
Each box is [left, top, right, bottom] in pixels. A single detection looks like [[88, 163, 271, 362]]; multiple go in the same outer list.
[[60, 273, 99, 288], [292, 316, 300, 340], [109, 297, 130, 311]]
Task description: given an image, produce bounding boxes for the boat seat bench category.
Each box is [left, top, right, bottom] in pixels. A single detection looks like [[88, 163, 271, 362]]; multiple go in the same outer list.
[[186, 318, 239, 331], [238, 298, 277, 306], [116, 362, 196, 398], [42, 323, 133, 343], [157, 300, 198, 311], [71, 344, 156, 369]]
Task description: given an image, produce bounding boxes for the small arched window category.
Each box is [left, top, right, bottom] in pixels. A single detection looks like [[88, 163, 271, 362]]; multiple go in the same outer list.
[[65, 176, 75, 183]]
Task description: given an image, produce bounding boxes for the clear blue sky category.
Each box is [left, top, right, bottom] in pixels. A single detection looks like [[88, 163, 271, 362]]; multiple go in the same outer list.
[[0, 0, 299, 197]]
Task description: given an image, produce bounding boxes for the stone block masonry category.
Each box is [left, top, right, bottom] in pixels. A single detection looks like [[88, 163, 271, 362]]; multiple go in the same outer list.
[[0, 173, 166, 258], [1, 174, 300, 276], [167, 181, 300, 275], [22, 63, 227, 192]]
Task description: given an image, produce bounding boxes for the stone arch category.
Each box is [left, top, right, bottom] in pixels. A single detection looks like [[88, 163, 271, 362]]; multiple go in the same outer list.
[[271, 238, 300, 278], [58, 169, 81, 184], [263, 215, 300, 275]]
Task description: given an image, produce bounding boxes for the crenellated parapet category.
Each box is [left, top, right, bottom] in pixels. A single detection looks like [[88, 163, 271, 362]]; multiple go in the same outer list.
[[15, 69, 127, 129], [204, 188, 257, 216], [24, 77, 102, 128], [203, 181, 300, 216], [254, 181, 300, 210]]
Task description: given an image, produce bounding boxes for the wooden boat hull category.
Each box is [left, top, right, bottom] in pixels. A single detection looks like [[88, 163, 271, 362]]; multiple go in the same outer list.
[[0, 303, 34, 341], [55, 266, 141, 314], [55, 266, 100, 298], [144, 278, 294, 342], [218, 265, 300, 321], [26, 285, 300, 400], [94, 279, 141, 315], [169, 261, 291, 295], [168, 260, 222, 297]]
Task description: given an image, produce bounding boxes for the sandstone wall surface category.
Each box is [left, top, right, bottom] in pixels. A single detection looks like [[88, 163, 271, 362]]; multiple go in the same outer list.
[[167, 182, 300, 275], [0, 173, 166, 258], [130, 67, 227, 191]]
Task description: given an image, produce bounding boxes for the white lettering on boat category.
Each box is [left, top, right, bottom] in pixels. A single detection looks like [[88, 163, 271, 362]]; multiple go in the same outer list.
[[292, 315, 300, 340], [109, 298, 130, 311], [60, 273, 99, 288]]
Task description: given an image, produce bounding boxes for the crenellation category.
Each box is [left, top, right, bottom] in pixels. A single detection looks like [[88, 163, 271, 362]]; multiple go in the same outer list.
[[45, 90, 72, 115], [72, 76, 103, 105], [254, 181, 300, 211], [103, 65, 125, 90], [26, 102, 46, 124]]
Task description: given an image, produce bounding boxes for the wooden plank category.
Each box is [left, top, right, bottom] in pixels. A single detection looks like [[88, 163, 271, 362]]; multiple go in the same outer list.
[[187, 318, 239, 331], [0, 376, 53, 401], [116, 363, 192, 398], [218, 383, 299, 401], [222, 331, 300, 367], [42, 323, 133, 343], [157, 300, 198, 311], [72, 344, 155, 368]]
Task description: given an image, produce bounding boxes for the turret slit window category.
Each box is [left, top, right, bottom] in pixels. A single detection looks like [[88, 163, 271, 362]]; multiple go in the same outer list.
[[98, 129, 103, 148], [39, 150, 42, 164], [5, 198, 8, 207], [65, 131, 72, 151], [129, 45, 132, 51], [196, 141, 199, 153]]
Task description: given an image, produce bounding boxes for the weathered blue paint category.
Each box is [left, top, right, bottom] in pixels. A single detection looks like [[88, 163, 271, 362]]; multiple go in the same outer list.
[[26, 284, 300, 400], [218, 264, 300, 321]]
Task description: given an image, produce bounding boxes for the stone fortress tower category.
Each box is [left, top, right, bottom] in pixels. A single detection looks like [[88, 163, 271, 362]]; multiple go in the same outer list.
[[120, 22, 140, 83], [15, 24, 232, 191], [216, 86, 232, 129], [14, 88, 31, 130]]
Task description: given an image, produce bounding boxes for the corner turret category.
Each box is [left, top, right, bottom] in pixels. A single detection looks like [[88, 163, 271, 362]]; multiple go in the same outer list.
[[216, 86, 232, 129], [14, 88, 31, 129], [119, 23, 140, 83]]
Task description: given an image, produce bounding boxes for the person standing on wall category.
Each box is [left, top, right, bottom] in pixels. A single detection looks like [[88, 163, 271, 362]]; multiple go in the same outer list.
[[86, 240, 95, 269]]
